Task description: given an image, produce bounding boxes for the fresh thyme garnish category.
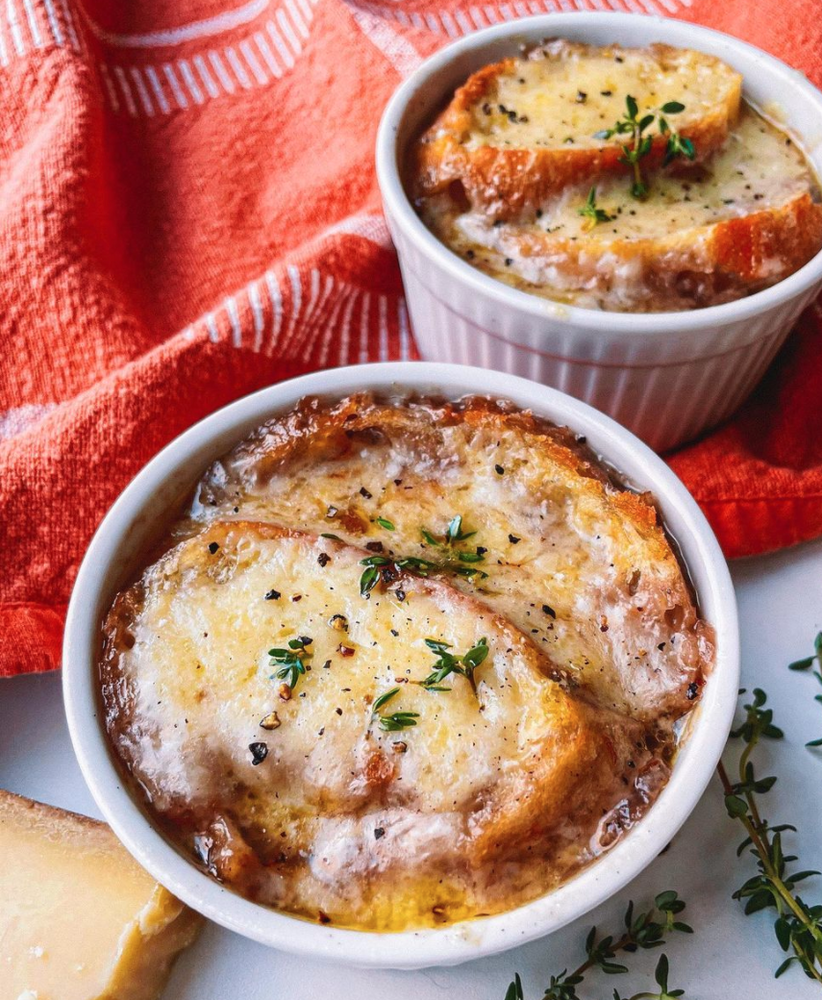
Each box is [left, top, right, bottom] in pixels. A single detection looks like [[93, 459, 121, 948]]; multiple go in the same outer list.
[[269, 636, 312, 691], [372, 687, 400, 713], [504, 891, 691, 999], [421, 637, 489, 695], [578, 186, 615, 231], [718, 686, 822, 983], [375, 517, 395, 531], [419, 515, 488, 581], [359, 553, 438, 598], [788, 630, 822, 748], [594, 95, 694, 199], [371, 687, 420, 731], [379, 711, 420, 732], [358, 518, 488, 599]]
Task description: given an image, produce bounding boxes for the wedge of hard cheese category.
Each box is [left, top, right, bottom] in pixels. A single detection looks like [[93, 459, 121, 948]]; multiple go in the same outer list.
[[0, 790, 203, 1000], [414, 40, 742, 218]]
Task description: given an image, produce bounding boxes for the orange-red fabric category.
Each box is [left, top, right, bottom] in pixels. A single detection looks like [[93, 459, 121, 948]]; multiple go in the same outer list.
[[1, 0, 821, 678]]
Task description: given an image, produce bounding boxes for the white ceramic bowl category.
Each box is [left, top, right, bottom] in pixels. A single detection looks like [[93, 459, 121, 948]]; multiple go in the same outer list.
[[63, 362, 739, 969], [376, 13, 822, 453]]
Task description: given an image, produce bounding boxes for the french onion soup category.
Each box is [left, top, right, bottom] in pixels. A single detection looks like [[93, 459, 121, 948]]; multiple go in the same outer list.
[[100, 394, 714, 931], [411, 41, 822, 312]]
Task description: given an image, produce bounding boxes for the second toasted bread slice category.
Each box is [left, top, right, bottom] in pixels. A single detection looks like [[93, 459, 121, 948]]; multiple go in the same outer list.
[[413, 40, 742, 218]]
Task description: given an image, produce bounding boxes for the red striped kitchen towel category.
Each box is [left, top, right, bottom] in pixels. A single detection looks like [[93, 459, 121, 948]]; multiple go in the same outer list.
[[2, 0, 822, 677]]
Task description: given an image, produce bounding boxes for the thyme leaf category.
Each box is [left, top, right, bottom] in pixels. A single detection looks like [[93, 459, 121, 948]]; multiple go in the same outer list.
[[269, 636, 312, 692]]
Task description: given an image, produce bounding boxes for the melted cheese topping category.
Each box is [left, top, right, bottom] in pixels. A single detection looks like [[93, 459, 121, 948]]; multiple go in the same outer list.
[[421, 104, 820, 311], [467, 41, 737, 152], [101, 395, 711, 932], [103, 521, 654, 930]]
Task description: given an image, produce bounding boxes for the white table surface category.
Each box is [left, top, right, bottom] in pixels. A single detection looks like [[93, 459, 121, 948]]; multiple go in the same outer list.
[[2, 537, 821, 1000]]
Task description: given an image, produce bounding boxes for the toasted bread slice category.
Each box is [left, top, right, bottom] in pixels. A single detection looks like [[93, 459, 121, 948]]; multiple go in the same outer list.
[[101, 521, 654, 929], [451, 189, 822, 311], [413, 40, 742, 218], [191, 396, 713, 720]]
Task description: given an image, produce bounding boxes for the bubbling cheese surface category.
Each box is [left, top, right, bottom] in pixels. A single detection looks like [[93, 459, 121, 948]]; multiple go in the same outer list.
[[101, 395, 712, 931]]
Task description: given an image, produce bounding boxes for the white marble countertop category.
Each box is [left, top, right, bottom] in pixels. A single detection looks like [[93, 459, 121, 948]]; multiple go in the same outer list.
[[2, 537, 821, 1000]]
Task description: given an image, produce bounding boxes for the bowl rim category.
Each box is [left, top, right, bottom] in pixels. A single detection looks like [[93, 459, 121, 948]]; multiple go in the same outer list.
[[63, 362, 740, 969], [375, 11, 822, 337]]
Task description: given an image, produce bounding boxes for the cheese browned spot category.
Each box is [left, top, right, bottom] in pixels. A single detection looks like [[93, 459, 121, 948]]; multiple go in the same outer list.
[[190, 394, 712, 721], [101, 521, 665, 931], [0, 790, 202, 1000]]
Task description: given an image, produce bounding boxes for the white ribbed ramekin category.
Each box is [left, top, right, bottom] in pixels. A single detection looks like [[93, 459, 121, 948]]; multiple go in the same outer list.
[[376, 13, 822, 452]]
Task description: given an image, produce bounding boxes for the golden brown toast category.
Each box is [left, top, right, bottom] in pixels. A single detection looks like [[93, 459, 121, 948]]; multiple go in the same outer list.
[[191, 394, 713, 720], [413, 40, 742, 218]]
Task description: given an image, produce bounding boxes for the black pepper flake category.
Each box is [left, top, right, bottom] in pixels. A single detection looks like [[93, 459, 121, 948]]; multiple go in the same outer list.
[[335, 707, 343, 715], [249, 742, 268, 766], [504, 257, 513, 266], [390, 628, 399, 637], [615, 55, 624, 62], [508, 534, 520, 544], [366, 540, 384, 553], [686, 682, 699, 700], [374, 827, 385, 840], [600, 89, 612, 96], [575, 90, 587, 103], [476, 546, 487, 556], [317, 552, 331, 567], [208, 542, 219, 554], [498, 103, 507, 114], [395, 588, 407, 602], [466, 249, 475, 259], [482, 102, 491, 115], [359, 486, 373, 499], [292, 595, 302, 602], [322, 659, 332, 669], [494, 464, 504, 475], [542, 604, 556, 619], [326, 505, 338, 518], [264, 589, 280, 601], [318, 910, 332, 925], [657, 642, 666, 650]]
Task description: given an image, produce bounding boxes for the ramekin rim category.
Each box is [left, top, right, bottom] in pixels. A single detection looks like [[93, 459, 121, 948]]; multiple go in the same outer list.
[[375, 12, 822, 337], [63, 362, 740, 968]]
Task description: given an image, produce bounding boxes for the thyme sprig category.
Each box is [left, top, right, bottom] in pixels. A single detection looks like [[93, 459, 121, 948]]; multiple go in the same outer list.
[[371, 687, 419, 731], [269, 636, 312, 691], [421, 637, 489, 694], [504, 892, 691, 1000], [420, 514, 488, 579], [718, 686, 822, 983], [594, 95, 694, 199], [788, 630, 822, 748], [578, 186, 615, 231], [359, 515, 488, 598]]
